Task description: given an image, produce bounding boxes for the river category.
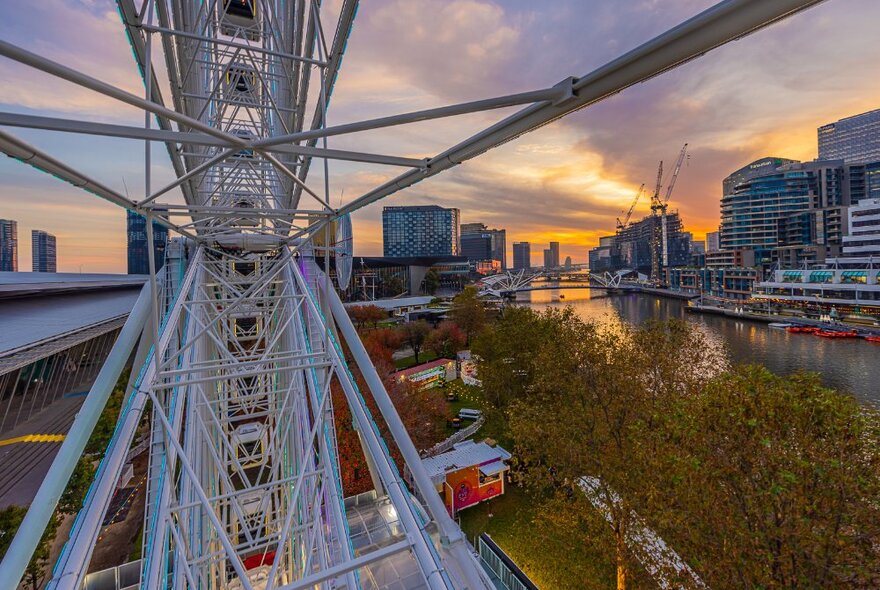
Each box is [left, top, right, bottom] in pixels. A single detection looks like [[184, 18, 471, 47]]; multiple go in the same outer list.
[[514, 286, 880, 406]]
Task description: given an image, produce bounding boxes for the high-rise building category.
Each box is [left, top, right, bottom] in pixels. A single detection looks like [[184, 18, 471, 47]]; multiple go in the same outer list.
[[818, 108, 880, 165], [548, 241, 560, 268], [720, 157, 849, 265], [563, 256, 572, 269], [31, 230, 56, 272], [127, 210, 169, 275], [543, 249, 553, 269], [461, 222, 506, 268], [382, 205, 460, 257], [512, 242, 530, 269], [0, 219, 17, 272], [706, 230, 720, 253], [842, 198, 880, 257], [460, 232, 492, 262]]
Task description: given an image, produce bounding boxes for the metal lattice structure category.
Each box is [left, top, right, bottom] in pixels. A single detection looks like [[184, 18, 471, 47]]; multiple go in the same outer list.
[[0, 1, 828, 588]]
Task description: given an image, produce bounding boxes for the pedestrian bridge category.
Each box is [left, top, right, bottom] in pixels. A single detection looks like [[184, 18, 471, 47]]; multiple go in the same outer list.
[[478, 269, 636, 298]]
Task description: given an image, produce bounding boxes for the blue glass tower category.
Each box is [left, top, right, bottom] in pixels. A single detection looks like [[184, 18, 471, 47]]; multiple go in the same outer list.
[[127, 210, 168, 275]]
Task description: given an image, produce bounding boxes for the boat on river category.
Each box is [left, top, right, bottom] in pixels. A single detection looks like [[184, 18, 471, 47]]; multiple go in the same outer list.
[[786, 326, 819, 334], [815, 329, 859, 338], [768, 322, 792, 329], [865, 335, 880, 343]]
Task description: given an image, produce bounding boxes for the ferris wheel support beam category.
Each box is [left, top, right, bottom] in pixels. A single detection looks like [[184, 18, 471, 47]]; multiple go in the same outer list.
[[290, 0, 359, 207], [116, 0, 195, 204], [0, 39, 247, 147], [336, 0, 827, 217], [0, 128, 195, 238]]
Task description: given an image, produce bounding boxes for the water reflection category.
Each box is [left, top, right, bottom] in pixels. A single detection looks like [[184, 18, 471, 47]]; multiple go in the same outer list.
[[514, 285, 880, 405]]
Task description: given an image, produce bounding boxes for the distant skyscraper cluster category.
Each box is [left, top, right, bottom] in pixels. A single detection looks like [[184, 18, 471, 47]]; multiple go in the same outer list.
[[31, 230, 56, 273], [543, 241, 560, 269], [0, 219, 17, 272], [127, 210, 169, 275]]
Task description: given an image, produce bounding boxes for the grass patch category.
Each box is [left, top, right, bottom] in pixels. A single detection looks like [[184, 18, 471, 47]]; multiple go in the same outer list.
[[457, 484, 554, 587], [393, 351, 441, 369]]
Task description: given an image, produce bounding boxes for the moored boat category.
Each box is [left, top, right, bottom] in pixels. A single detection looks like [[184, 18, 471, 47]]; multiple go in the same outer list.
[[816, 329, 859, 338], [786, 326, 819, 334], [865, 335, 880, 343]]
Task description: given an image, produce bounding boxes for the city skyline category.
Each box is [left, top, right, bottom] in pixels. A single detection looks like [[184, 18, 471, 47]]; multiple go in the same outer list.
[[2, 0, 880, 271]]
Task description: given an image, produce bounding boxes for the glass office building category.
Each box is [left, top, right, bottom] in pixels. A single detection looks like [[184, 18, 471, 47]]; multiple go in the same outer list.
[[31, 230, 56, 273], [0, 219, 17, 272], [818, 109, 880, 165], [719, 158, 847, 263], [127, 210, 169, 275], [382, 205, 460, 257]]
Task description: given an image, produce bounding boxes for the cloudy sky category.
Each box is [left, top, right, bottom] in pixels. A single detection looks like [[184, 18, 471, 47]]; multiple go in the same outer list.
[[1, 0, 879, 272]]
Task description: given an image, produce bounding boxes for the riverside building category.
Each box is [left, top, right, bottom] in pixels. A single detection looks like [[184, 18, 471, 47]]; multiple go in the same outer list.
[[512, 242, 531, 270]]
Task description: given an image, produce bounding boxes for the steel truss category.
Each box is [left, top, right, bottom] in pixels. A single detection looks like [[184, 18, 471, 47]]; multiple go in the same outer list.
[[0, 1, 828, 589]]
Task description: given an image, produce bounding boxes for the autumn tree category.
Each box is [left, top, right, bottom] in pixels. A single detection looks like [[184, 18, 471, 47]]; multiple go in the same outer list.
[[507, 316, 722, 589], [348, 304, 386, 331], [449, 286, 487, 345], [425, 321, 465, 359], [398, 320, 431, 364], [657, 366, 880, 589]]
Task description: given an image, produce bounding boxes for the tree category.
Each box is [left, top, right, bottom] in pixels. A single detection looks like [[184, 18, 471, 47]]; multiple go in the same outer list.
[[0, 506, 58, 590], [495, 312, 724, 589], [348, 304, 387, 331], [399, 320, 431, 365], [449, 286, 487, 345], [659, 366, 880, 589], [425, 321, 465, 359], [58, 456, 96, 515], [422, 268, 440, 295]]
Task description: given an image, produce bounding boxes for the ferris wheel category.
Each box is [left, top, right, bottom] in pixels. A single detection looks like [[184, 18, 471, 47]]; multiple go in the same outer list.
[[0, 1, 827, 589]]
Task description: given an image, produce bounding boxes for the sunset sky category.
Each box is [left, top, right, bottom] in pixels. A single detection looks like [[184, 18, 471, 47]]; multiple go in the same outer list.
[[1, 0, 879, 272]]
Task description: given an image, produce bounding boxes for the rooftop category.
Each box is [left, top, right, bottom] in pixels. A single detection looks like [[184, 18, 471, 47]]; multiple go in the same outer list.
[[395, 358, 455, 380], [421, 440, 511, 485]]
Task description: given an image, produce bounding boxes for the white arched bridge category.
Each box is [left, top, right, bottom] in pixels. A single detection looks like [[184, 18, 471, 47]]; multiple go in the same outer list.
[[478, 269, 637, 298]]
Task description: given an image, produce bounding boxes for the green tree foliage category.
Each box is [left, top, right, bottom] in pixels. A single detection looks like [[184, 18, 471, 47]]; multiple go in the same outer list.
[[490, 307, 880, 589], [658, 367, 880, 588], [86, 367, 131, 456], [449, 286, 487, 345], [398, 320, 431, 364], [0, 506, 58, 590], [58, 456, 96, 515], [422, 268, 440, 295], [0, 505, 27, 559], [424, 321, 465, 359]]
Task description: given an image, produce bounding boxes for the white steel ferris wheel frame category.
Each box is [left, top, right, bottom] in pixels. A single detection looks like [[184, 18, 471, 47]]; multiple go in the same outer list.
[[0, 1, 827, 589]]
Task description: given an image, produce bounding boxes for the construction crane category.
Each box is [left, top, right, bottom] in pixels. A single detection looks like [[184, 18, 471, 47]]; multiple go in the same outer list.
[[650, 161, 664, 283], [660, 143, 689, 268], [616, 183, 646, 231]]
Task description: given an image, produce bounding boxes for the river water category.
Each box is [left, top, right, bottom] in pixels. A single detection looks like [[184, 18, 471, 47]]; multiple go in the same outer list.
[[514, 286, 880, 406]]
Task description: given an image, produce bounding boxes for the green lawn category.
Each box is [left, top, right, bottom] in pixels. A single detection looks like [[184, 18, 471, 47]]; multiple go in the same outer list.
[[457, 484, 558, 588], [393, 350, 441, 369]]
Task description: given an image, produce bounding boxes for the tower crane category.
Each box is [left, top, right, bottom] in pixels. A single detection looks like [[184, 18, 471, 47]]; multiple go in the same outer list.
[[650, 161, 664, 282], [660, 143, 689, 268], [616, 183, 646, 231]]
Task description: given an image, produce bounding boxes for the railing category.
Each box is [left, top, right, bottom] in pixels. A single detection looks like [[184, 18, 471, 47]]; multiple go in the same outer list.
[[421, 415, 485, 458], [477, 534, 539, 590]]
